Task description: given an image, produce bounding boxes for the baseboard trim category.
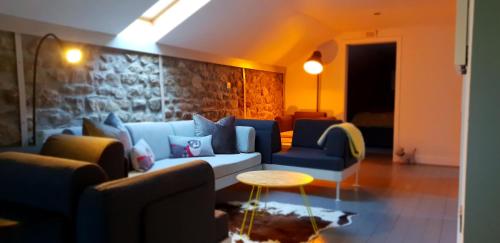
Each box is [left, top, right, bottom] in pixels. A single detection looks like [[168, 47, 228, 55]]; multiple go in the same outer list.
[[405, 154, 459, 167]]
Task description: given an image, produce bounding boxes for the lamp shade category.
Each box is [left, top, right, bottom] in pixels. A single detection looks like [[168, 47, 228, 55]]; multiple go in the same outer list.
[[65, 48, 82, 64], [303, 51, 323, 75]]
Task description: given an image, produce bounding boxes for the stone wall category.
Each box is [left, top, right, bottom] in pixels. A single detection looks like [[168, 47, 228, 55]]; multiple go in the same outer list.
[[0, 31, 20, 146], [0, 31, 284, 146], [245, 69, 284, 119], [22, 35, 163, 133], [162, 57, 244, 121]]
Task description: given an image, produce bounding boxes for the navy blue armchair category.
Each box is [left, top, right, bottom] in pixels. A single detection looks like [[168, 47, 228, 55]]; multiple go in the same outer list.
[[240, 119, 361, 201]]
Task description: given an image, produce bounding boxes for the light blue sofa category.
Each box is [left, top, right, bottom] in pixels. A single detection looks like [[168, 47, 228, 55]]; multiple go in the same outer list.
[[40, 120, 261, 190]]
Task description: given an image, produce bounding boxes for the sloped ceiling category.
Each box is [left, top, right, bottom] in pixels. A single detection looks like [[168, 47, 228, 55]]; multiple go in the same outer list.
[[0, 0, 155, 34], [0, 0, 455, 66]]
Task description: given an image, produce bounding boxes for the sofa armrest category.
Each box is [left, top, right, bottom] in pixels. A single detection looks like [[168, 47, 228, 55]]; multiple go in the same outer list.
[[41, 135, 126, 180], [323, 128, 356, 167], [236, 126, 256, 153], [236, 119, 281, 163], [0, 152, 106, 217], [76, 160, 215, 243]]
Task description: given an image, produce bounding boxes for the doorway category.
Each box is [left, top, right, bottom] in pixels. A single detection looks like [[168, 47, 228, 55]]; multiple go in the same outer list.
[[346, 42, 397, 151]]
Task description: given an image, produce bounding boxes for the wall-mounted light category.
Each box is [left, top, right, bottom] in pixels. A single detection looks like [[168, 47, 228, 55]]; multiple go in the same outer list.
[[31, 33, 83, 145], [304, 51, 323, 112]]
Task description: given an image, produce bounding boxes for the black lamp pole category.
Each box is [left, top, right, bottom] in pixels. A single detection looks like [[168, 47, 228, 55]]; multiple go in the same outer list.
[[316, 74, 320, 112], [31, 33, 64, 145]]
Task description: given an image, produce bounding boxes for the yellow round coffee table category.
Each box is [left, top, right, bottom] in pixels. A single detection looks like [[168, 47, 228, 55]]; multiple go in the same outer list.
[[236, 170, 318, 237]]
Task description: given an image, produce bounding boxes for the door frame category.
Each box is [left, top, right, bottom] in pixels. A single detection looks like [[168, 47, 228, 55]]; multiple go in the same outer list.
[[341, 37, 402, 159]]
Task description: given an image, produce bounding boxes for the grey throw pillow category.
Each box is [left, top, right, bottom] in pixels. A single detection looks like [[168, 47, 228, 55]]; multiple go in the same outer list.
[[103, 112, 132, 153], [193, 114, 238, 154], [104, 112, 127, 131]]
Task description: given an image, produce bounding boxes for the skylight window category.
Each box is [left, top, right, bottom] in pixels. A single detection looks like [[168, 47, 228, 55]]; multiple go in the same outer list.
[[140, 0, 178, 21], [118, 0, 211, 43]]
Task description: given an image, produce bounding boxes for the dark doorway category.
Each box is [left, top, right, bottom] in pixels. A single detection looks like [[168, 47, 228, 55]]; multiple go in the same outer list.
[[346, 43, 397, 150]]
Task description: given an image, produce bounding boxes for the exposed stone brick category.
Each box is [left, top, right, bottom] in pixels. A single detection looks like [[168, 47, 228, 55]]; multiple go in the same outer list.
[[0, 31, 20, 146], [0, 33, 284, 147]]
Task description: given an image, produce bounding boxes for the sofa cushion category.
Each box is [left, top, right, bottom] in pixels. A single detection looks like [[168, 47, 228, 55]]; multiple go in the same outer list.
[[292, 119, 341, 149], [168, 135, 214, 158], [125, 122, 175, 160], [272, 147, 348, 171], [129, 153, 261, 179], [130, 139, 155, 172], [193, 114, 238, 154], [104, 112, 133, 153], [169, 120, 195, 137]]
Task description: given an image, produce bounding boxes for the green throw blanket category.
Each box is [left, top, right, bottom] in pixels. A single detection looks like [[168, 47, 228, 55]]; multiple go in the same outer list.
[[317, 122, 366, 161]]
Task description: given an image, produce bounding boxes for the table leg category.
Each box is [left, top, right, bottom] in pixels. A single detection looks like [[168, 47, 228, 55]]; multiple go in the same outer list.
[[299, 186, 319, 234], [247, 186, 262, 236], [264, 187, 269, 210], [240, 185, 255, 234]]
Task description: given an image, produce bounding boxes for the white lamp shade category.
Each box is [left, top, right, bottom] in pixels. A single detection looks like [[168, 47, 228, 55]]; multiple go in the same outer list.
[[65, 49, 82, 64], [303, 60, 323, 74]]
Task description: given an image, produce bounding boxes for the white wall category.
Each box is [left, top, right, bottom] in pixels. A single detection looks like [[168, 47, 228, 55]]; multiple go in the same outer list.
[[285, 23, 462, 166]]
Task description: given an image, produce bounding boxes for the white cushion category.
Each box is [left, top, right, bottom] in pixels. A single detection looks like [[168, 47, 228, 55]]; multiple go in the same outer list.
[[129, 152, 261, 179], [236, 126, 256, 153], [125, 122, 174, 160], [130, 139, 155, 172], [168, 135, 214, 157]]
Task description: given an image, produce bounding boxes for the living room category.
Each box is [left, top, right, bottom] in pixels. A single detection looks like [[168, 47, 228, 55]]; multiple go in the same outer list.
[[0, 0, 499, 243]]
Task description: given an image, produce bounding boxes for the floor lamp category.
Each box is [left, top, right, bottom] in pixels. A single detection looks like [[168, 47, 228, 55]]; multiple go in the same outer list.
[[303, 51, 324, 112], [31, 33, 82, 145]]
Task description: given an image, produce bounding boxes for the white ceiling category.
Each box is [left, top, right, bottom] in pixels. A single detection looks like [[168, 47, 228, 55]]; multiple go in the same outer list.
[[0, 0, 456, 66]]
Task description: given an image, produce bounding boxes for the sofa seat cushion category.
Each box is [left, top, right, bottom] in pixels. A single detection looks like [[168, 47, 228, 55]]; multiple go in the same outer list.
[[272, 147, 348, 171], [129, 153, 261, 179]]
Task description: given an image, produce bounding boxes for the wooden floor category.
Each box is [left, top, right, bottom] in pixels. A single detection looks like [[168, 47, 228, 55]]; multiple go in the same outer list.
[[217, 153, 459, 243]]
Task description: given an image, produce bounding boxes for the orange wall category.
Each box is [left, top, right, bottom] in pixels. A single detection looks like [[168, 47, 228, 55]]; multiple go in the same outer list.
[[285, 23, 462, 166]]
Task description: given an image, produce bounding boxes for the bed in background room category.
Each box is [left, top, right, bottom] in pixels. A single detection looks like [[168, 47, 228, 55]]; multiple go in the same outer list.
[[351, 111, 394, 149]]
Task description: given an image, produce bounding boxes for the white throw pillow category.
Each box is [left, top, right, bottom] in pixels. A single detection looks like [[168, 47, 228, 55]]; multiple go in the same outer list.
[[130, 139, 155, 172], [168, 135, 215, 158]]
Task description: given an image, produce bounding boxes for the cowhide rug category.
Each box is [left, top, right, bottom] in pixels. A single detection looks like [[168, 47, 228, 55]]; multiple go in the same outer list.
[[217, 201, 355, 243]]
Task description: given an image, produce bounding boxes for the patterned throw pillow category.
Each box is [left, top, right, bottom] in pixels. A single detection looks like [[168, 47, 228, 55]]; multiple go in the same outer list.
[[168, 135, 215, 158], [130, 139, 155, 172]]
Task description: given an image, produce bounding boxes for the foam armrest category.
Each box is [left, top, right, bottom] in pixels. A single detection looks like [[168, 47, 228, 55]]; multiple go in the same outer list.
[[41, 135, 126, 180], [323, 128, 356, 166], [0, 152, 106, 217], [76, 160, 215, 243], [236, 126, 256, 153], [236, 119, 281, 163]]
